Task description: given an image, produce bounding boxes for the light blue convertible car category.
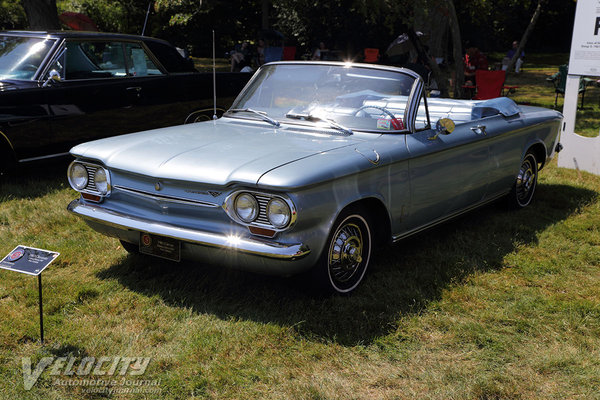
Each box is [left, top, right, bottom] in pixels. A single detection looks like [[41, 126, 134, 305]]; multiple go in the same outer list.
[[67, 62, 562, 293]]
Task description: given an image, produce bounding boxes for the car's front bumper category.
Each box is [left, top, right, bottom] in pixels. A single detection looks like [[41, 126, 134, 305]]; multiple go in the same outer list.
[[67, 199, 313, 274]]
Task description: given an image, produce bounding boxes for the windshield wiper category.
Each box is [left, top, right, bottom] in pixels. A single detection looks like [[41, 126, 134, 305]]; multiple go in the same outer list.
[[228, 108, 280, 127], [285, 112, 353, 135]]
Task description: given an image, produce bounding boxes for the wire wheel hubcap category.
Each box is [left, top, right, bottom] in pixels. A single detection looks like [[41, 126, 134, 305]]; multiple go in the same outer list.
[[328, 222, 364, 283], [516, 156, 536, 204]]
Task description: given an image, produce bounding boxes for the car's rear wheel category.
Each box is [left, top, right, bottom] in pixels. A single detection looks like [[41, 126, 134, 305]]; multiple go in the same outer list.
[[0, 146, 15, 176], [508, 151, 538, 208], [314, 208, 372, 294]]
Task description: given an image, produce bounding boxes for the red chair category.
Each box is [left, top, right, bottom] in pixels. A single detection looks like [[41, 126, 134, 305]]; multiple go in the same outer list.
[[473, 70, 505, 100], [282, 46, 296, 61], [363, 48, 380, 63]]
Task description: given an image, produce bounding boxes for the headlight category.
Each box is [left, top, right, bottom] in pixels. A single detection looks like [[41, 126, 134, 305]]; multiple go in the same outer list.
[[68, 163, 88, 190], [94, 168, 109, 195], [267, 198, 291, 228], [234, 193, 258, 222]]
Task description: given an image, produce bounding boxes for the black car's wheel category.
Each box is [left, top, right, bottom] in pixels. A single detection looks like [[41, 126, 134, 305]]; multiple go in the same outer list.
[[0, 147, 14, 176], [508, 152, 538, 208], [315, 208, 372, 294]]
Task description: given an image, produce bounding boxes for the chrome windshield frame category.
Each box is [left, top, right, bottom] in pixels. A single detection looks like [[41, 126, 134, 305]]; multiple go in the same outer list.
[[226, 61, 425, 134]]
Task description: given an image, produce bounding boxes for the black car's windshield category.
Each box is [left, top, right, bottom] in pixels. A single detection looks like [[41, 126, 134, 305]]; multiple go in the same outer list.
[[0, 36, 55, 80], [227, 63, 417, 132]]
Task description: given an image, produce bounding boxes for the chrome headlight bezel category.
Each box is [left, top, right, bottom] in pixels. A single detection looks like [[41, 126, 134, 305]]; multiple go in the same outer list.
[[67, 160, 112, 198], [223, 190, 296, 232], [67, 162, 88, 190]]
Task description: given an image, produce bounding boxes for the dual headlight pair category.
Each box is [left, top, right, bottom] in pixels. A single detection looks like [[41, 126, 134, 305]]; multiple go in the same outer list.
[[67, 162, 111, 196], [234, 192, 293, 229]]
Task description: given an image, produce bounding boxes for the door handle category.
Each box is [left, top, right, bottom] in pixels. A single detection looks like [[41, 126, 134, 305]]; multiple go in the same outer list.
[[470, 125, 487, 135], [126, 87, 142, 99]]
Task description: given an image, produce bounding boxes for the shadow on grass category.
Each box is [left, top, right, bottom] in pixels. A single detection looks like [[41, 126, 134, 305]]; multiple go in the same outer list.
[[0, 158, 71, 202], [96, 183, 597, 346]]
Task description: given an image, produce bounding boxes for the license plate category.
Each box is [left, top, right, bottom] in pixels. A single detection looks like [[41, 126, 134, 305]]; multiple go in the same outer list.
[[139, 232, 181, 262]]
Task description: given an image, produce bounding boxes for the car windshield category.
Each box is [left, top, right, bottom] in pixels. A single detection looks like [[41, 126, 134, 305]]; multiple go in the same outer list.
[[227, 63, 418, 133], [0, 36, 55, 80]]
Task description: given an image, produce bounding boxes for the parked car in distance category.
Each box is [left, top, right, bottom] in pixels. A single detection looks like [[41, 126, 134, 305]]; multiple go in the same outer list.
[[67, 61, 563, 294], [0, 30, 251, 173]]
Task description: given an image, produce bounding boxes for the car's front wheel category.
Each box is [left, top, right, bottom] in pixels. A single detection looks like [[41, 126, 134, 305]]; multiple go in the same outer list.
[[314, 208, 372, 294], [508, 151, 538, 208]]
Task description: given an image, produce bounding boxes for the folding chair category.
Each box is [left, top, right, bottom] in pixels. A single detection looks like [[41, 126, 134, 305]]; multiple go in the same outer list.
[[547, 64, 588, 108], [473, 70, 505, 100], [282, 46, 296, 61], [363, 48, 380, 63]]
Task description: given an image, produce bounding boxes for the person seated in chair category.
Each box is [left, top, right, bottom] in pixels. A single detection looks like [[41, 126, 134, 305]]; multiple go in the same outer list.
[[463, 46, 488, 85], [502, 40, 524, 73]]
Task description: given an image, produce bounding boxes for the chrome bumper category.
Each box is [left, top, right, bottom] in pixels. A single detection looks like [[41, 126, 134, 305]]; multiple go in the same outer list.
[[67, 199, 311, 261]]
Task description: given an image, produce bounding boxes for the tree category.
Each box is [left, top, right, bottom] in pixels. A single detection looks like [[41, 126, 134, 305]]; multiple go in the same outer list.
[[21, 0, 60, 30], [0, 1, 27, 29], [506, 0, 544, 73], [443, 0, 464, 98]]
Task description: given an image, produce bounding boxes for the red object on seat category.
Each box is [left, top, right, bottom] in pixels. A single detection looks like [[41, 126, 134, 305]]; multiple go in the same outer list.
[[364, 48, 380, 63], [282, 46, 296, 61], [474, 70, 505, 100]]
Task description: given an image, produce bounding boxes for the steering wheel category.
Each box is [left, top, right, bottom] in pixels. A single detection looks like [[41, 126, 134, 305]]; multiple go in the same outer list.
[[352, 105, 397, 120], [21, 63, 39, 72]]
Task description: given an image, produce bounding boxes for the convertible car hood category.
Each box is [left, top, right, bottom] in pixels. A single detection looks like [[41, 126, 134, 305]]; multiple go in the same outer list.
[[71, 118, 367, 186]]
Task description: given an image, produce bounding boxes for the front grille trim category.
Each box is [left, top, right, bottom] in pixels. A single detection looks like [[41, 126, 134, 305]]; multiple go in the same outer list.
[[113, 185, 219, 208]]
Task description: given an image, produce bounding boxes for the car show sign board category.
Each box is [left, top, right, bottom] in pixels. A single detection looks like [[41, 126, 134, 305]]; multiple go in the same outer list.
[[0, 246, 59, 345], [0, 245, 59, 275], [567, 0, 600, 76], [558, 0, 600, 175]]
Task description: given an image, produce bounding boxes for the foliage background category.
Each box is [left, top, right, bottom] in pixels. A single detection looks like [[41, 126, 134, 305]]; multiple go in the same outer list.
[[1, 0, 576, 58]]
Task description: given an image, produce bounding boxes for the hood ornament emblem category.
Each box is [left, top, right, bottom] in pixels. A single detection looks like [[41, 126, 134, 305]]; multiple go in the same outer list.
[[155, 182, 162, 191]]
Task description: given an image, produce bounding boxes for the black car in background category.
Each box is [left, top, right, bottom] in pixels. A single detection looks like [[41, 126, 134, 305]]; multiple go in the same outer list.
[[0, 31, 251, 172]]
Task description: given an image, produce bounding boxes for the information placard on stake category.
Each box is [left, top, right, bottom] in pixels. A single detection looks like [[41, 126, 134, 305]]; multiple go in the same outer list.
[[0, 246, 59, 344]]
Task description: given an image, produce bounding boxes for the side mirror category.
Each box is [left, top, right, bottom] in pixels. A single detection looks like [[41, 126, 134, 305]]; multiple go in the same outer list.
[[429, 118, 455, 140], [42, 70, 61, 87], [436, 118, 455, 134]]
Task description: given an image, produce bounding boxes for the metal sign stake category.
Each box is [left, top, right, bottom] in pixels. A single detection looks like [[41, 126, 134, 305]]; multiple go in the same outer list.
[[38, 274, 44, 344]]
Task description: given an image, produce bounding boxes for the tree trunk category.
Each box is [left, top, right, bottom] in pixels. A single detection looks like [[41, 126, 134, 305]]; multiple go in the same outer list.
[[261, 0, 269, 30], [407, 28, 449, 98], [413, 0, 448, 61], [506, 0, 544, 73], [21, 0, 60, 30], [444, 0, 464, 98]]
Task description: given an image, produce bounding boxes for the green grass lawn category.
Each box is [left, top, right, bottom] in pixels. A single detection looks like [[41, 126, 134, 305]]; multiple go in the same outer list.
[[1, 56, 600, 399]]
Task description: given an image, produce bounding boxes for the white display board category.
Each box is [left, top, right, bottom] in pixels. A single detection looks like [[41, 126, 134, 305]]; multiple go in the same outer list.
[[557, 0, 600, 175], [568, 0, 600, 75]]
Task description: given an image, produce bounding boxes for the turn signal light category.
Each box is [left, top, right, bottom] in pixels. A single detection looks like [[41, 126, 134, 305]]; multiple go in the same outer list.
[[248, 226, 276, 238], [82, 193, 102, 202]]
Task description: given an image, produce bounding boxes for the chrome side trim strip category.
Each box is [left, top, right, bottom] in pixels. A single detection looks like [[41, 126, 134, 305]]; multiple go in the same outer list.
[[67, 199, 310, 260], [113, 185, 219, 208], [18, 152, 70, 162], [392, 191, 510, 242]]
